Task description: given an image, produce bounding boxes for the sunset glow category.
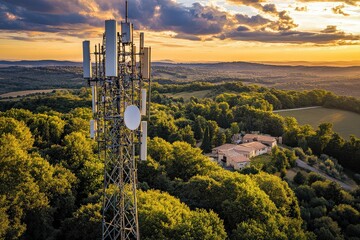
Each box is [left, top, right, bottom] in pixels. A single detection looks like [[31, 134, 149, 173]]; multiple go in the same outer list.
[[0, 0, 359, 62]]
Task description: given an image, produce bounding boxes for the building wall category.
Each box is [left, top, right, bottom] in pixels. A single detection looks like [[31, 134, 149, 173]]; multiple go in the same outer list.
[[233, 162, 250, 170]]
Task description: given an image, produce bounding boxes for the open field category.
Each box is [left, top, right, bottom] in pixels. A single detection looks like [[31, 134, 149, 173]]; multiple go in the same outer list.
[[164, 90, 212, 101], [276, 107, 360, 138], [0, 89, 69, 98]]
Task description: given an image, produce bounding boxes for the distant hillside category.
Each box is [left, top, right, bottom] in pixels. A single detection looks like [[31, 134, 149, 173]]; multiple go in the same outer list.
[[153, 61, 360, 71], [152, 61, 360, 98], [0, 60, 81, 67], [0, 60, 359, 97], [0, 66, 84, 95]]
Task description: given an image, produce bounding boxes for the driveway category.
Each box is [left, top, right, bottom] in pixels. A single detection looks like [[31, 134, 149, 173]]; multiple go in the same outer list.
[[296, 159, 354, 191]]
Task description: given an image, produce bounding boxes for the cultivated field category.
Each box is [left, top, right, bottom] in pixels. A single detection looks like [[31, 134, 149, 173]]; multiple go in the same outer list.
[[276, 107, 360, 138], [0, 89, 69, 98]]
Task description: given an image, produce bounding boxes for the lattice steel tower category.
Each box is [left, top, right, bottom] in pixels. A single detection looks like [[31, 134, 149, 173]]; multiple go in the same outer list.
[[82, 2, 151, 239]]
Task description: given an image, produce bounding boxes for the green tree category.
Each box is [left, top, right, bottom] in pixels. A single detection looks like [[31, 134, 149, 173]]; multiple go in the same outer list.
[[148, 137, 173, 165], [59, 203, 102, 240], [193, 116, 205, 140], [200, 126, 212, 153], [324, 133, 344, 160], [179, 125, 196, 146], [0, 133, 76, 239], [0, 117, 34, 150], [252, 173, 301, 218], [0, 195, 9, 240], [312, 216, 343, 240], [149, 110, 178, 141], [167, 141, 218, 181], [294, 171, 307, 185], [329, 204, 360, 229], [215, 131, 226, 147], [307, 123, 333, 155], [138, 190, 227, 240], [62, 132, 100, 198], [28, 114, 65, 147], [271, 147, 289, 172], [207, 120, 219, 146], [230, 122, 240, 135], [217, 102, 231, 128]]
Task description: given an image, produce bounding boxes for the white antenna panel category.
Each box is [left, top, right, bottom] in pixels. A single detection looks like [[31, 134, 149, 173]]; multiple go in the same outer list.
[[141, 47, 151, 79], [82, 41, 92, 79], [90, 119, 97, 139], [140, 121, 147, 161], [91, 86, 97, 113], [141, 89, 146, 116], [124, 105, 141, 130], [121, 22, 133, 44], [105, 20, 118, 77]]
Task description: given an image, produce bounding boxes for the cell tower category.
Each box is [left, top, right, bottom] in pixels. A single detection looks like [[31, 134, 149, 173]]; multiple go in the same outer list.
[[82, 1, 151, 239]]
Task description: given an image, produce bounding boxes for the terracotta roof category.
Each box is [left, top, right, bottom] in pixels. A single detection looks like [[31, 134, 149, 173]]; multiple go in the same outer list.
[[213, 144, 236, 151], [241, 142, 268, 151], [243, 134, 276, 142], [233, 145, 254, 154], [229, 155, 249, 163]]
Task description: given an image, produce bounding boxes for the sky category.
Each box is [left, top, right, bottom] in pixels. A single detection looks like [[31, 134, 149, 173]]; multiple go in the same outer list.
[[0, 0, 359, 63]]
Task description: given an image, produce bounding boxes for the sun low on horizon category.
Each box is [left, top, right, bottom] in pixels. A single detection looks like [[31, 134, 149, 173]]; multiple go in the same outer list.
[[0, 0, 359, 63]]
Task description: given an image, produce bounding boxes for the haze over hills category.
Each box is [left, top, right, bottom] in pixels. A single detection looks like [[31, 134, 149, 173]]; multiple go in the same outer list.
[[1, 60, 359, 97], [1, 60, 360, 67], [0, 60, 82, 67]]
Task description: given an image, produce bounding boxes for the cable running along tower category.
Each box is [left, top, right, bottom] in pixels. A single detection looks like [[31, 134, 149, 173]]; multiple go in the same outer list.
[[82, 1, 151, 239]]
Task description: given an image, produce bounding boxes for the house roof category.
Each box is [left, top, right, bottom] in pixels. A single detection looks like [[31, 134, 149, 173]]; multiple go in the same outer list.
[[243, 134, 276, 143], [233, 145, 254, 154], [213, 144, 236, 151], [214, 141, 268, 154], [229, 155, 249, 163], [241, 141, 268, 151]]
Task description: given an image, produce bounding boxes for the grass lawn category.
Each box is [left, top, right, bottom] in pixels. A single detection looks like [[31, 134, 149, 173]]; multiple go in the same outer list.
[[276, 107, 360, 139], [251, 154, 272, 169], [164, 90, 212, 101]]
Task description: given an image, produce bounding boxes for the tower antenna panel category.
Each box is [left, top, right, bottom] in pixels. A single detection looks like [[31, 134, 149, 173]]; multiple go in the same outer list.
[[105, 20, 118, 77]]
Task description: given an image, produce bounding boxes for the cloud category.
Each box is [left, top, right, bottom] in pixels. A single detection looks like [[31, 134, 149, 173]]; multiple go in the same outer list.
[[321, 25, 339, 33], [228, 1, 298, 31], [227, 0, 266, 8], [332, 5, 350, 16], [0, 1, 101, 34], [297, 0, 359, 6], [221, 28, 359, 44], [0, 0, 358, 46], [1, 0, 96, 14], [219, 24, 359, 45], [262, 3, 277, 13], [4, 35, 71, 43], [0, 0, 232, 40], [173, 33, 202, 41], [236, 25, 251, 32], [235, 14, 272, 27], [295, 6, 308, 11]]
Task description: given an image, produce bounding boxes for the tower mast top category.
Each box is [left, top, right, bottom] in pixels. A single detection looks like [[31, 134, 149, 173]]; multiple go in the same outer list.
[[125, 0, 128, 23]]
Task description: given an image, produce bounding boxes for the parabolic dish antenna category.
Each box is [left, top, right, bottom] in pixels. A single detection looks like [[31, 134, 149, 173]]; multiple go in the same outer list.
[[124, 105, 141, 130]]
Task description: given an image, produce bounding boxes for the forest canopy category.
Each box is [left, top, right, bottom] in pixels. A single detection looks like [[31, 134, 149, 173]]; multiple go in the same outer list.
[[0, 82, 360, 240]]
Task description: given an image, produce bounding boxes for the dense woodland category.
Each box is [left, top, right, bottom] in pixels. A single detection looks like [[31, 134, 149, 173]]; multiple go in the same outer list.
[[0, 82, 360, 240]]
